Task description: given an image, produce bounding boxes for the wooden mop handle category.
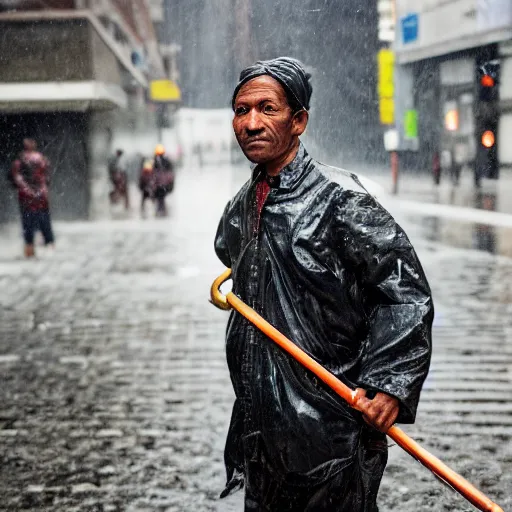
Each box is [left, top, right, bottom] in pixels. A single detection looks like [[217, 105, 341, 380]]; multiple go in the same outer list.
[[210, 269, 503, 512]]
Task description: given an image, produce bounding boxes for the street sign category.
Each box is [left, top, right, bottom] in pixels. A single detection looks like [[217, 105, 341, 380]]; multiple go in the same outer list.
[[380, 98, 395, 125], [377, 49, 395, 125], [383, 129, 399, 151], [404, 109, 418, 138], [378, 0, 395, 42], [401, 13, 418, 44], [150, 79, 182, 103]]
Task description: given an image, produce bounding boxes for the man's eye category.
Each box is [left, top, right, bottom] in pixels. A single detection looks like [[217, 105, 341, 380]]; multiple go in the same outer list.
[[264, 105, 275, 112], [235, 107, 248, 115]]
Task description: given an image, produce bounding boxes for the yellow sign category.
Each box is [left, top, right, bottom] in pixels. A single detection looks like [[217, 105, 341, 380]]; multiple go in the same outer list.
[[377, 49, 394, 125], [150, 79, 181, 103], [378, 80, 394, 98], [379, 97, 395, 125]]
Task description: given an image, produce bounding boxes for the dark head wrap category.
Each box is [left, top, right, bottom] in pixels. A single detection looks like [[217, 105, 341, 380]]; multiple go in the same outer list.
[[232, 57, 312, 112]]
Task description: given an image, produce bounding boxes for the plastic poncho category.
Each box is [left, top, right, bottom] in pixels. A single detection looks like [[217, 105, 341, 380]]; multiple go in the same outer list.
[[215, 143, 433, 502]]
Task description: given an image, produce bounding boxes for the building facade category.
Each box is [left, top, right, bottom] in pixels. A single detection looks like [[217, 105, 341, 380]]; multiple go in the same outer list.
[[0, 0, 166, 222], [393, 0, 512, 180]]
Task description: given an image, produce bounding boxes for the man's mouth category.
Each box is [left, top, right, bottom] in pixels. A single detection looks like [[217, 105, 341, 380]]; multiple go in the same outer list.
[[245, 139, 268, 148]]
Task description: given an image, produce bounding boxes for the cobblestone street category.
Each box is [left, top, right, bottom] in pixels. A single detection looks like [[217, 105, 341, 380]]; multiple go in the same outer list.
[[1, 163, 511, 511]]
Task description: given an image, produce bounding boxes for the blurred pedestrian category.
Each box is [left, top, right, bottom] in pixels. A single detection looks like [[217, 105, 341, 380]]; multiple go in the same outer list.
[[108, 149, 130, 210], [153, 144, 175, 217], [138, 157, 155, 217], [9, 138, 55, 258], [215, 57, 433, 511]]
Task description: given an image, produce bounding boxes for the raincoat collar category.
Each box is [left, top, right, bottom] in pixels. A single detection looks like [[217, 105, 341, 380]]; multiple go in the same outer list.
[[251, 142, 311, 192]]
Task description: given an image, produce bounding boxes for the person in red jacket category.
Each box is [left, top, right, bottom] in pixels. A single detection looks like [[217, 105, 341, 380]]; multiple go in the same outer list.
[[10, 139, 55, 258]]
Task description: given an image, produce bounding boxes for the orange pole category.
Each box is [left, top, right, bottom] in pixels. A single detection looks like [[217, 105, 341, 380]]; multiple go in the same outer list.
[[210, 269, 503, 512]]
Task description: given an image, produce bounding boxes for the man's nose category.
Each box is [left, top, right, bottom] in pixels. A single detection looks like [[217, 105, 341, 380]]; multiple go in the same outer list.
[[245, 110, 264, 134]]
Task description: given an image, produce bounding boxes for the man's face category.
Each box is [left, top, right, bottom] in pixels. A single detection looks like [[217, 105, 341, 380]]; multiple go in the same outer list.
[[233, 76, 301, 164]]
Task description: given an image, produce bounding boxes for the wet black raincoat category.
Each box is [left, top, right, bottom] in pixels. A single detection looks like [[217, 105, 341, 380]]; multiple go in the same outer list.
[[215, 143, 433, 509]]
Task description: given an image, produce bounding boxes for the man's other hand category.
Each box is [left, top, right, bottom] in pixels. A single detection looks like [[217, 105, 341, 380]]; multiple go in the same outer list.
[[354, 388, 399, 433]]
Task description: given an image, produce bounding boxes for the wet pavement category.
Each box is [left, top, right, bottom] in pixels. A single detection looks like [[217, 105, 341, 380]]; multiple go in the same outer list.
[[368, 167, 512, 258], [361, 164, 512, 214], [1, 161, 511, 511]]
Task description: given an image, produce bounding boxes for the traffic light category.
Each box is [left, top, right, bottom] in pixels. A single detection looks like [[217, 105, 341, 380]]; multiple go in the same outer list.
[[481, 130, 495, 149], [475, 60, 500, 182], [475, 118, 498, 181], [477, 61, 499, 102]]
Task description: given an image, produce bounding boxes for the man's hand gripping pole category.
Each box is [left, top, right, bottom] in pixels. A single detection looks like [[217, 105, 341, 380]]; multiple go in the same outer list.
[[210, 269, 503, 512]]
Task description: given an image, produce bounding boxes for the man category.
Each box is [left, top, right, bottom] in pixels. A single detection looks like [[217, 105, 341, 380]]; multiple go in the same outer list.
[[214, 57, 433, 511], [108, 149, 129, 210], [152, 144, 175, 217], [10, 138, 55, 258]]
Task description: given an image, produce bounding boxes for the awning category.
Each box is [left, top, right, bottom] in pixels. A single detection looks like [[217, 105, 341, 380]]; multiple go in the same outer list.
[[0, 81, 127, 113]]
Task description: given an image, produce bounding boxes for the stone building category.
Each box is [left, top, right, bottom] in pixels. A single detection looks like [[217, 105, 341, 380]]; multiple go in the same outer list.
[[0, 0, 166, 221]]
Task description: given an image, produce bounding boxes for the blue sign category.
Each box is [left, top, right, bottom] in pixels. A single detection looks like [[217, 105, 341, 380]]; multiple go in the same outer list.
[[401, 13, 419, 44]]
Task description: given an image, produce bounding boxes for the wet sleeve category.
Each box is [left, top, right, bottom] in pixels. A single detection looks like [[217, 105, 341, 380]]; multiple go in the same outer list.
[[215, 201, 232, 268], [336, 192, 433, 423]]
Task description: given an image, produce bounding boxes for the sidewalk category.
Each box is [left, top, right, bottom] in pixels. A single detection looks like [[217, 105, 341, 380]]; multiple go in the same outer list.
[[365, 166, 512, 217], [351, 166, 512, 259]]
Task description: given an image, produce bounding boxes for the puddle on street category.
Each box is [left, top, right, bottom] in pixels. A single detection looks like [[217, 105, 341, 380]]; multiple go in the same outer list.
[[411, 215, 512, 258], [398, 188, 512, 258]]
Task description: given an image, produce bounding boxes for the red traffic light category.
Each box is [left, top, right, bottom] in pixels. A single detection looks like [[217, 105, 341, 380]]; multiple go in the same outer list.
[[481, 130, 495, 148], [481, 75, 495, 88]]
